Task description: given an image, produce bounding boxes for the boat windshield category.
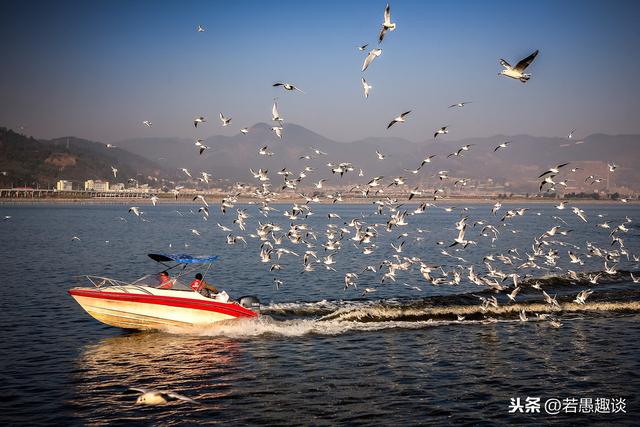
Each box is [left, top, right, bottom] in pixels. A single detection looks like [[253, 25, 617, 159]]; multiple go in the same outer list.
[[131, 274, 192, 291], [127, 254, 220, 291]]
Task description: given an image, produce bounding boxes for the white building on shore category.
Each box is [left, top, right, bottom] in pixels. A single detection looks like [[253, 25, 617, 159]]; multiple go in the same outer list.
[[84, 180, 109, 191], [56, 180, 73, 191]]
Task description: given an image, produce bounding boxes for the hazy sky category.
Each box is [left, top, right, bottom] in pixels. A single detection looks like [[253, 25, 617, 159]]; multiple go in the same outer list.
[[2, 0, 639, 143]]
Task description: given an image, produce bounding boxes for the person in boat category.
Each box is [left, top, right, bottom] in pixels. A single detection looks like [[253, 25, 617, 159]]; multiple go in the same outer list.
[[157, 271, 173, 289], [190, 273, 219, 298]]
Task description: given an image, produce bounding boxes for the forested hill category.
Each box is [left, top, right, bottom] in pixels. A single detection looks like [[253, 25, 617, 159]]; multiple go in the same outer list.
[[0, 127, 169, 188]]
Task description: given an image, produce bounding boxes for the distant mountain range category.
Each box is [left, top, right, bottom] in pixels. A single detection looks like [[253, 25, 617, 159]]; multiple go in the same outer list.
[[1, 124, 638, 193], [116, 123, 640, 193]]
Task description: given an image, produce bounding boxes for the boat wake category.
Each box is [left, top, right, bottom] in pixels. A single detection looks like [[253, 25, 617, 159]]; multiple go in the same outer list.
[[178, 271, 640, 337]]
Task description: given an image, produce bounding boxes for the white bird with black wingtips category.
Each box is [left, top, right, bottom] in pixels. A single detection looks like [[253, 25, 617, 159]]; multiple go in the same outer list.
[[494, 141, 511, 152], [434, 126, 448, 139], [193, 116, 206, 128], [271, 126, 283, 139], [387, 111, 411, 129], [498, 50, 539, 83], [219, 112, 231, 126], [362, 48, 382, 72], [378, 3, 396, 43], [538, 163, 570, 178], [259, 146, 274, 156], [273, 82, 305, 93]]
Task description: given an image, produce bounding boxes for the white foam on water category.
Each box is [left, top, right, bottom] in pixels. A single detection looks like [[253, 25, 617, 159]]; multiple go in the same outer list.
[[186, 317, 449, 338], [261, 299, 351, 315], [166, 300, 640, 338]]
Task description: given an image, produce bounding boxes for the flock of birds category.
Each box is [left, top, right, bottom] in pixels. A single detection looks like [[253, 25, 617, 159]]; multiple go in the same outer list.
[[60, 3, 640, 406], [114, 2, 636, 325]]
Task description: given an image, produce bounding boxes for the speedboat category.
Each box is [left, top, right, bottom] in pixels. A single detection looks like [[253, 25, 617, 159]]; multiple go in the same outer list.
[[69, 253, 260, 331]]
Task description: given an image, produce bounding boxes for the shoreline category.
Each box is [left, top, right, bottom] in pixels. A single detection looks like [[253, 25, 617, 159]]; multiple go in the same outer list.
[[0, 196, 636, 206]]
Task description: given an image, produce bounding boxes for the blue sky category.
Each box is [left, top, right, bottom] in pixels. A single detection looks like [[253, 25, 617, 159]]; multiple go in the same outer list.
[[1, 0, 639, 143]]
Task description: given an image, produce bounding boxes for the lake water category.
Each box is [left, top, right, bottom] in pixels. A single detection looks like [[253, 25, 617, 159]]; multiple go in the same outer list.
[[1, 202, 638, 425]]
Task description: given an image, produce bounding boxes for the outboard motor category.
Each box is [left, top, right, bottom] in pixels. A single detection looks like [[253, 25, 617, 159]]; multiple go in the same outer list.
[[238, 295, 261, 311]]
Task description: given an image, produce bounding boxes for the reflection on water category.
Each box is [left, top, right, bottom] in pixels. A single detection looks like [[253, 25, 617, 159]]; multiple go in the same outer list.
[[71, 332, 243, 422], [59, 313, 640, 425]]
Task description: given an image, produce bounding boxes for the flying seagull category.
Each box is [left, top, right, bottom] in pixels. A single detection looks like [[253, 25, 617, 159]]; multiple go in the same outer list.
[[271, 126, 283, 139], [448, 101, 471, 108], [498, 50, 539, 83], [362, 48, 382, 72], [538, 162, 569, 178], [357, 44, 368, 51], [494, 141, 511, 152], [273, 83, 305, 93], [434, 126, 449, 138], [361, 77, 372, 98], [219, 112, 231, 126], [142, 120, 152, 128], [193, 194, 209, 207], [259, 146, 274, 156], [418, 155, 436, 168], [378, 3, 396, 43], [200, 172, 211, 183], [572, 206, 587, 222], [574, 289, 593, 305], [111, 166, 118, 178], [240, 127, 249, 135], [568, 128, 576, 139], [197, 24, 205, 32], [272, 100, 283, 122], [194, 116, 206, 128], [387, 111, 411, 129]]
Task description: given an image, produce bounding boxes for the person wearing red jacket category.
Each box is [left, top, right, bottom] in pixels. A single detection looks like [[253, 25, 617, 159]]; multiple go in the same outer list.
[[157, 271, 173, 289], [190, 273, 219, 297]]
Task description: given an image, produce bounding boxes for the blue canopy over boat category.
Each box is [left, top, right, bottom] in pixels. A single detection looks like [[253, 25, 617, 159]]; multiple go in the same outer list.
[[148, 253, 219, 264]]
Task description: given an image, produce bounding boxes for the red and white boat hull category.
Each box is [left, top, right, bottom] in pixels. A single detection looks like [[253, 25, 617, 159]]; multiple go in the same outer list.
[[69, 287, 258, 331]]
